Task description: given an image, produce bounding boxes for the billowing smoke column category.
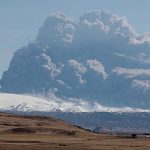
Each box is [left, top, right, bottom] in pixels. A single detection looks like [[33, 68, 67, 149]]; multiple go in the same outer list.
[[1, 10, 150, 108]]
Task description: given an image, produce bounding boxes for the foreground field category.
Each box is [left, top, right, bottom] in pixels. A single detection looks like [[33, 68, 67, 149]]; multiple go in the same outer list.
[[0, 112, 150, 150]]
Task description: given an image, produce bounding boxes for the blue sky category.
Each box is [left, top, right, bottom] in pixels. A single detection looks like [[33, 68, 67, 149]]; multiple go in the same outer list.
[[0, 0, 150, 77]]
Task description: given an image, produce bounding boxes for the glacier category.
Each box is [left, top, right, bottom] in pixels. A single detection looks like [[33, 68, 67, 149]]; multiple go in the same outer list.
[[0, 93, 150, 113]]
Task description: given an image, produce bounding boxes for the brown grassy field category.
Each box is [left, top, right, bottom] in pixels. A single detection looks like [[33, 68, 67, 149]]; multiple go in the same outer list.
[[0, 112, 150, 150]]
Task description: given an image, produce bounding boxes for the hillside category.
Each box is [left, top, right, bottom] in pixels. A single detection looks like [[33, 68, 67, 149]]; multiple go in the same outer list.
[[0, 112, 150, 150]]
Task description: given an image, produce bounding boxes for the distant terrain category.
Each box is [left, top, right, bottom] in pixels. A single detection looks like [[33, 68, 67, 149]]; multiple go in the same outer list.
[[0, 112, 150, 150], [43, 112, 150, 133]]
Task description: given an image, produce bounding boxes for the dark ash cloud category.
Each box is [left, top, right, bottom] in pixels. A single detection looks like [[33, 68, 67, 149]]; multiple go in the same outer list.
[[1, 10, 150, 109]]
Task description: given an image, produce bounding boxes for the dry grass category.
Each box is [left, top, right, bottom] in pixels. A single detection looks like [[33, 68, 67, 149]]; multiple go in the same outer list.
[[0, 112, 150, 150]]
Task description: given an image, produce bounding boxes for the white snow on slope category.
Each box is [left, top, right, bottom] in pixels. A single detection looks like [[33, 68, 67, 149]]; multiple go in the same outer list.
[[0, 93, 150, 113]]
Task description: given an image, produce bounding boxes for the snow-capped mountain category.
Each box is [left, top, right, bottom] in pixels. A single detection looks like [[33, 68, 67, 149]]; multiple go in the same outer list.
[[0, 93, 150, 113], [1, 10, 150, 108]]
